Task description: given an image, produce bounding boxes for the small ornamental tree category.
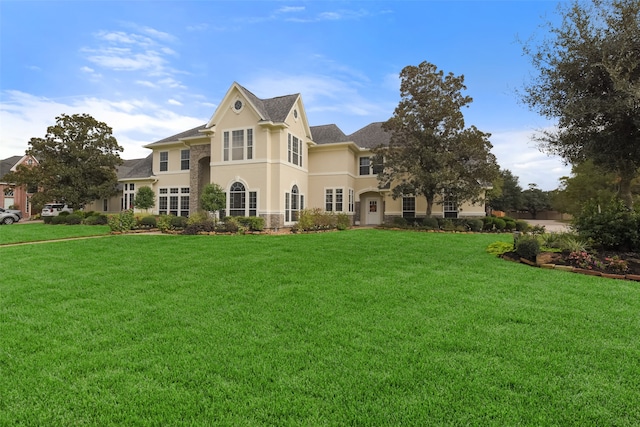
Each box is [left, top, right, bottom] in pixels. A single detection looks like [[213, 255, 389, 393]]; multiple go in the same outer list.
[[134, 186, 155, 212], [200, 183, 226, 222]]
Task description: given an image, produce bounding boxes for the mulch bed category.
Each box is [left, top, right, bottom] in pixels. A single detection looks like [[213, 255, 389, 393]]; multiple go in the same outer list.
[[501, 250, 640, 280]]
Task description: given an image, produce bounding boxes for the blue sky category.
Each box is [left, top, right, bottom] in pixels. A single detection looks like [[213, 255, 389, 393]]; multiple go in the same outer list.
[[1, 0, 570, 190]]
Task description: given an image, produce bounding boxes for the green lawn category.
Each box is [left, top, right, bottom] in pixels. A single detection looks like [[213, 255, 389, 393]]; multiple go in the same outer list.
[[0, 222, 111, 245], [2, 230, 639, 425]]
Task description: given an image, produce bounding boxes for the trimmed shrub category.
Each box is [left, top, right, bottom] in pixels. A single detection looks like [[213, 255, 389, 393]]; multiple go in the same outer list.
[[65, 214, 82, 225], [504, 220, 516, 231], [182, 219, 215, 235], [336, 213, 350, 230], [486, 241, 514, 256], [392, 217, 408, 227], [422, 217, 439, 230], [138, 215, 157, 228], [170, 215, 188, 229], [493, 218, 506, 231], [515, 236, 540, 261], [515, 220, 530, 232], [482, 216, 495, 231], [468, 219, 484, 232], [43, 216, 53, 224], [222, 216, 240, 233], [50, 216, 66, 225], [572, 197, 640, 251], [108, 210, 136, 232], [157, 215, 174, 232], [58, 211, 71, 217]]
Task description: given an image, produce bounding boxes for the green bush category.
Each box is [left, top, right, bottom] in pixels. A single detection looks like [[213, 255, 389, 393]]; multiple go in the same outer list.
[[422, 217, 439, 230], [169, 215, 188, 229], [182, 219, 215, 235], [107, 210, 136, 232], [515, 220, 530, 232], [482, 216, 495, 231], [138, 215, 157, 228], [439, 218, 455, 231], [222, 216, 240, 233], [392, 217, 408, 227], [236, 216, 265, 232], [156, 215, 174, 232], [504, 220, 516, 231], [515, 236, 540, 261], [43, 216, 53, 224], [50, 216, 66, 225], [572, 197, 640, 251], [65, 214, 82, 225], [468, 219, 484, 232], [493, 218, 506, 231], [486, 241, 514, 256], [58, 211, 71, 217], [336, 213, 350, 230], [296, 208, 338, 231]]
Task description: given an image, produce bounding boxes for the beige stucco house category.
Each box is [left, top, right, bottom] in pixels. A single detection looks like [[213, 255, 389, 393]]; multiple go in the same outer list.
[[86, 82, 487, 226]]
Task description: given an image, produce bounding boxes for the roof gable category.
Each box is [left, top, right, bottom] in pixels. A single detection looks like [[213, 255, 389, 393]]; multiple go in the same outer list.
[[310, 124, 347, 145], [145, 125, 207, 148], [206, 82, 301, 129], [348, 122, 391, 149]]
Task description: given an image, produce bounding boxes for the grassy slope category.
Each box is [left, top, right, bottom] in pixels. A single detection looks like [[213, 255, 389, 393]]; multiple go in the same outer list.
[[1, 230, 639, 425], [0, 223, 111, 245]]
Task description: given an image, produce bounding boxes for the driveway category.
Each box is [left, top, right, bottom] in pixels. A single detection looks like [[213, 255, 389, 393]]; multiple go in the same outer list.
[[525, 219, 571, 233]]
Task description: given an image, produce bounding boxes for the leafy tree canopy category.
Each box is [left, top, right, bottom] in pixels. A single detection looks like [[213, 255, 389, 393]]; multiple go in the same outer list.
[[5, 114, 123, 209], [522, 183, 552, 219], [488, 169, 524, 212], [200, 183, 226, 213], [374, 61, 499, 216], [521, 0, 640, 208], [134, 186, 156, 211]]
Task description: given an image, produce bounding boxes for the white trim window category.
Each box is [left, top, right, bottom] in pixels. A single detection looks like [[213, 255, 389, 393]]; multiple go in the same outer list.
[[223, 129, 253, 161], [123, 183, 135, 210], [159, 151, 168, 172], [348, 188, 355, 213], [181, 149, 190, 170], [285, 185, 304, 222], [443, 197, 458, 218], [228, 182, 257, 217], [325, 188, 344, 212], [402, 196, 416, 219], [359, 156, 383, 175], [288, 133, 302, 167], [158, 187, 190, 217]]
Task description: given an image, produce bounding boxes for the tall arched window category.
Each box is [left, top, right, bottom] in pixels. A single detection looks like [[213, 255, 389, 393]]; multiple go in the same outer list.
[[228, 181, 257, 217], [285, 185, 304, 222], [229, 182, 246, 217]]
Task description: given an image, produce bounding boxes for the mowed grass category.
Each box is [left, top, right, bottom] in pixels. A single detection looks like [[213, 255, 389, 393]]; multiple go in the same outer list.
[[1, 230, 639, 425], [0, 222, 110, 245]]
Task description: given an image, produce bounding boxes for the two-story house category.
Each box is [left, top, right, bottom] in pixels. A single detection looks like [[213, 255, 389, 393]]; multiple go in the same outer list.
[[86, 82, 487, 226], [0, 155, 39, 218]]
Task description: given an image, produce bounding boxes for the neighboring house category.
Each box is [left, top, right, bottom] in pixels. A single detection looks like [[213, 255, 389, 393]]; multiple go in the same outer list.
[[93, 82, 488, 226], [0, 155, 39, 218]]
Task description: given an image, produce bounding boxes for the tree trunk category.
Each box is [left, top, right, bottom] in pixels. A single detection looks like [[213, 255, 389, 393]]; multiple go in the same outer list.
[[425, 194, 434, 217], [618, 170, 634, 210]]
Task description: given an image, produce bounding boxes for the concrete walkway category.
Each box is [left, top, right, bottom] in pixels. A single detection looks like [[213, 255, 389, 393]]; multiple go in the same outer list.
[[525, 219, 571, 233]]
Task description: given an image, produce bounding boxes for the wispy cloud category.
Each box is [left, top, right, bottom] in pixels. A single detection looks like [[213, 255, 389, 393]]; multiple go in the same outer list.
[[0, 90, 205, 159]]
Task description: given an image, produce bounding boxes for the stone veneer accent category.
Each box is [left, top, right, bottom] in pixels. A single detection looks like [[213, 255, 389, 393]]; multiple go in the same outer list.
[[189, 145, 211, 214]]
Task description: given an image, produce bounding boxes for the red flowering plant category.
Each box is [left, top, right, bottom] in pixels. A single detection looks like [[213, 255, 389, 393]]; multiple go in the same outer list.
[[603, 256, 628, 274], [568, 251, 604, 270]]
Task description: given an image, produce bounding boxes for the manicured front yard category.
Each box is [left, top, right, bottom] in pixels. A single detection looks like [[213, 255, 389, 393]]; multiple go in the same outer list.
[[1, 230, 639, 425], [0, 222, 110, 245]]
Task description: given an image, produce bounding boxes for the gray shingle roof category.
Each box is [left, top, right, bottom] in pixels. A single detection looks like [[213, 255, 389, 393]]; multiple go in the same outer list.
[[348, 122, 391, 149], [0, 156, 23, 180], [237, 83, 299, 123], [146, 125, 207, 147], [310, 124, 347, 145], [118, 154, 153, 179]]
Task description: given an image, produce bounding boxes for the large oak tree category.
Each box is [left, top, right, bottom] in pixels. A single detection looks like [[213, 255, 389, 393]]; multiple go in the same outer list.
[[521, 0, 640, 208], [6, 114, 123, 209], [375, 61, 498, 217]]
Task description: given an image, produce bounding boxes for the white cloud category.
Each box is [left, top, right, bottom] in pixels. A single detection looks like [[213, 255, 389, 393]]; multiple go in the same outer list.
[[0, 90, 205, 160], [277, 6, 305, 13], [167, 99, 183, 106], [490, 128, 570, 191]]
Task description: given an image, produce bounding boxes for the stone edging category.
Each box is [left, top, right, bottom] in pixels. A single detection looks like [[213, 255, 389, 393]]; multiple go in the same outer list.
[[512, 256, 640, 281]]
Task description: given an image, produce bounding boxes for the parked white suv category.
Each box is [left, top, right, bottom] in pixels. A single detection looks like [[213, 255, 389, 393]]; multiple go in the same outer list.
[[41, 203, 73, 217]]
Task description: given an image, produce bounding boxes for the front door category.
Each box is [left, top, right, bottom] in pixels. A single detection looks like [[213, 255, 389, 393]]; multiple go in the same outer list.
[[365, 197, 382, 225]]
